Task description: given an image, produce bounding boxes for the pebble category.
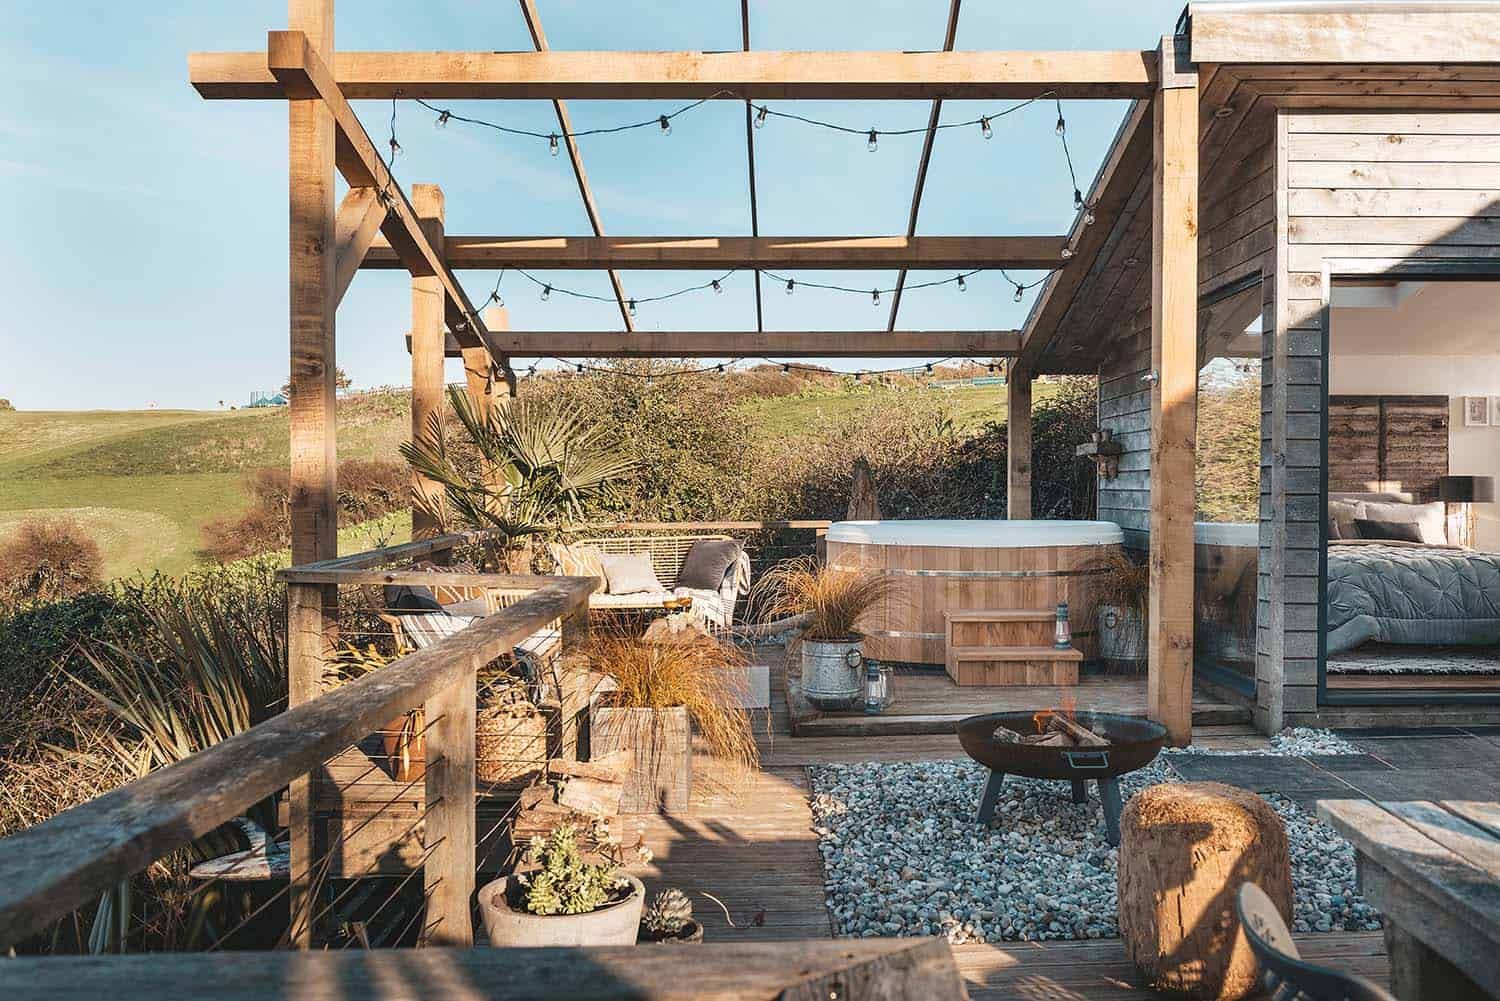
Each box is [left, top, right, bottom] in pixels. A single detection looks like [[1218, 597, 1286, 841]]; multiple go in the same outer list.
[[808, 757, 1382, 946], [1166, 726, 1362, 757]]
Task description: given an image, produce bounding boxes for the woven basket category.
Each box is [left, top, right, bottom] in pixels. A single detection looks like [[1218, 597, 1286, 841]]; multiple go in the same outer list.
[[476, 706, 551, 790]]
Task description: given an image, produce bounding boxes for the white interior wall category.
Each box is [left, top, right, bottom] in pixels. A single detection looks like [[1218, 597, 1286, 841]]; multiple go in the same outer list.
[[1329, 283, 1500, 550]]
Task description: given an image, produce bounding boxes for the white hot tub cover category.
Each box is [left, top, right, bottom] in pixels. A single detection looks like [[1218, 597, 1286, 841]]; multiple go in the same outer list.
[[826, 519, 1124, 548], [1193, 521, 1258, 548]]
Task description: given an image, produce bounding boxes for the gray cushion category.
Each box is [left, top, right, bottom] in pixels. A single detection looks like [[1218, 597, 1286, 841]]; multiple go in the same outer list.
[[600, 553, 664, 595], [383, 584, 443, 614], [1354, 518, 1425, 543], [677, 539, 742, 591]]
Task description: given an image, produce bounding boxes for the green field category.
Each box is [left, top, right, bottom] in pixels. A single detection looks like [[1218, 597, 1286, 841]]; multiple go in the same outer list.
[[0, 396, 412, 579], [0, 383, 1019, 580]]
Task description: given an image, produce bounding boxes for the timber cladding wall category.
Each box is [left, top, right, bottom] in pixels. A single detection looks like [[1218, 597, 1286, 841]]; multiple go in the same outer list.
[[1097, 307, 1152, 551], [1262, 109, 1500, 730]]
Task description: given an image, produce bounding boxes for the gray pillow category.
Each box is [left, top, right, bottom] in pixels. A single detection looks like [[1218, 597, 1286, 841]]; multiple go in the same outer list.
[[677, 539, 742, 591], [600, 553, 664, 595], [383, 584, 443, 614], [1327, 500, 1363, 541], [1355, 518, 1425, 544]]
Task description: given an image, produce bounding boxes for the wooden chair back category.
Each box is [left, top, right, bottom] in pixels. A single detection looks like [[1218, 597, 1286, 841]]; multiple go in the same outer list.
[[1236, 883, 1397, 1001], [573, 534, 733, 590]]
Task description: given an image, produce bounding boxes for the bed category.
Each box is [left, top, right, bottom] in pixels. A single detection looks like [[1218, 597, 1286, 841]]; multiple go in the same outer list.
[[1325, 492, 1500, 655]]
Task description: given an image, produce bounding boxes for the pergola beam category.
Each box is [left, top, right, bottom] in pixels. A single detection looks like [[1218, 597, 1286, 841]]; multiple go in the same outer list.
[[191, 48, 1159, 101], [422, 330, 1019, 359], [265, 31, 502, 367], [362, 235, 1068, 271]]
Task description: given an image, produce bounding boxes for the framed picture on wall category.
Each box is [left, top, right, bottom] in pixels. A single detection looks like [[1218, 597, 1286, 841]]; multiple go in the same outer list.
[[1492, 396, 1500, 427], [1464, 396, 1491, 427]]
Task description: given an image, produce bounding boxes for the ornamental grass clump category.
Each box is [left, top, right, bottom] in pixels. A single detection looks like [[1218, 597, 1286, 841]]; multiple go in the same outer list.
[[585, 626, 760, 780], [517, 824, 631, 916], [751, 555, 898, 642]]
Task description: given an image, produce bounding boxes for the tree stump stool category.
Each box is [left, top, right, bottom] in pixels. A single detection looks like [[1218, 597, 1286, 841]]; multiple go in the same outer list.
[[1117, 782, 1294, 1000]]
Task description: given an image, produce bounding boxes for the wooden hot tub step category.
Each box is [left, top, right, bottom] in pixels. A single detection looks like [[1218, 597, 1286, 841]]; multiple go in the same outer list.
[[944, 608, 1058, 650], [946, 645, 1083, 687]]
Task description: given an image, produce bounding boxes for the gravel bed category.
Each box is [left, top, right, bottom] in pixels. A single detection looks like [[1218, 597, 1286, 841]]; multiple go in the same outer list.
[[1166, 727, 1362, 756], [809, 758, 1380, 945]]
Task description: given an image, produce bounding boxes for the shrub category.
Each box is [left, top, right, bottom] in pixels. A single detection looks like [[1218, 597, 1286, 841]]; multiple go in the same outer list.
[[0, 518, 103, 605]]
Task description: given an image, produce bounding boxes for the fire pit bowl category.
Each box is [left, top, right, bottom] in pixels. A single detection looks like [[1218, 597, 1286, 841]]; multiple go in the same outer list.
[[956, 710, 1169, 846]]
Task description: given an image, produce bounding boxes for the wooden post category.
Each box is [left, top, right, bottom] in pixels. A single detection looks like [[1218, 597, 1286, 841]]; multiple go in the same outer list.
[[286, 0, 336, 949], [411, 185, 446, 542], [1007, 367, 1032, 519], [1147, 34, 1198, 748], [422, 673, 476, 947]]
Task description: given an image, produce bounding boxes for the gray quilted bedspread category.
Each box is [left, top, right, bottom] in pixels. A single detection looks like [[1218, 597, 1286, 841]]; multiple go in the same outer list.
[[1326, 544, 1500, 654]]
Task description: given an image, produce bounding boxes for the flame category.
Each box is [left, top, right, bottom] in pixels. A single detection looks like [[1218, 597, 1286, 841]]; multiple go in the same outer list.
[[1032, 693, 1079, 734]]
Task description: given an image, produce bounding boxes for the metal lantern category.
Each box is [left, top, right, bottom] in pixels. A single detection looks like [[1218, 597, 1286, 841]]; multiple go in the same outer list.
[[1054, 602, 1072, 649], [863, 662, 894, 715]]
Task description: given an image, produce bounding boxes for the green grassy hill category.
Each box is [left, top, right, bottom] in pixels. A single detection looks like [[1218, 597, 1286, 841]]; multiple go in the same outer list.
[[0, 392, 412, 578], [0, 382, 1025, 579]]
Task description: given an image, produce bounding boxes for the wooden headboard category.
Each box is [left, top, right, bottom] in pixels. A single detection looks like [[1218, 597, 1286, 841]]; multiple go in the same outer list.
[[1327, 395, 1449, 502]]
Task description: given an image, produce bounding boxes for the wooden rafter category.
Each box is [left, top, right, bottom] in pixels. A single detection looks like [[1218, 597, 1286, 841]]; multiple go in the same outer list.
[[887, 0, 962, 332], [1015, 98, 1152, 371], [362, 234, 1069, 271], [517, 0, 634, 332], [264, 30, 514, 384], [427, 330, 1019, 359], [190, 48, 1160, 101]]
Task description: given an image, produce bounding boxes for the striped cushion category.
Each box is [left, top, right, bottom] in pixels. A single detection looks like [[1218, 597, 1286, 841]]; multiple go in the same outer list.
[[398, 612, 478, 649]]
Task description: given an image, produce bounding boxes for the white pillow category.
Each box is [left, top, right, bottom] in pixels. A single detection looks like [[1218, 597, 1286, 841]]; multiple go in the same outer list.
[[1361, 500, 1447, 545], [600, 553, 665, 595]]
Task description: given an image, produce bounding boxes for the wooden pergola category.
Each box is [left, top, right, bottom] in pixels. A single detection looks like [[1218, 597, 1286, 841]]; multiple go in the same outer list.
[[188, 1, 1202, 744]]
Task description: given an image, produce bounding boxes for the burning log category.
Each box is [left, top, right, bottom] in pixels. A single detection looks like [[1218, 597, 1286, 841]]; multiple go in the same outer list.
[[991, 725, 1026, 744], [1042, 712, 1109, 747]]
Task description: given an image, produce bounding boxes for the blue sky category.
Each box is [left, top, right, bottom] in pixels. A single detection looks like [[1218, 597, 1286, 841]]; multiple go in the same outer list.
[[1, 0, 1184, 410]]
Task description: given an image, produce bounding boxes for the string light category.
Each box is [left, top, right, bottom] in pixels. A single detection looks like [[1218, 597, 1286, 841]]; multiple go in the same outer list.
[[866, 128, 879, 152], [754, 105, 768, 129], [956, 275, 967, 292], [628, 298, 638, 316], [785, 279, 795, 295], [531, 356, 966, 383], [658, 115, 672, 136], [1013, 284, 1025, 303], [711, 279, 723, 295], [871, 289, 881, 306], [548, 133, 559, 156], [540, 284, 552, 301], [980, 116, 993, 140], [435, 109, 451, 129]]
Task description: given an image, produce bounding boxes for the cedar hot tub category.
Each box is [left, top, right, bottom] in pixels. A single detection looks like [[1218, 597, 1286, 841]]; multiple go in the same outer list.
[[826, 519, 1125, 665]]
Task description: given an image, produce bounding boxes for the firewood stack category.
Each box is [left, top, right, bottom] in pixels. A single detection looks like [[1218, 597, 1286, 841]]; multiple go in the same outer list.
[[510, 750, 637, 850], [992, 712, 1110, 749]]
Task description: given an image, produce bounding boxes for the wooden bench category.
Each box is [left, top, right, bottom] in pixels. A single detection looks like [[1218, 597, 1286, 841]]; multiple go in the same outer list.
[[1318, 797, 1500, 1001], [943, 608, 1082, 686]]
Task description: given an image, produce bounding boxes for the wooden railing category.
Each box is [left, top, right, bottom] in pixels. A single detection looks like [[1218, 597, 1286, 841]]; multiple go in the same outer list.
[[0, 570, 595, 952]]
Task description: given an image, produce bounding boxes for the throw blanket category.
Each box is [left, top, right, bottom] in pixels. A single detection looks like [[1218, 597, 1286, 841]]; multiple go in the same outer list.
[[1326, 543, 1500, 654]]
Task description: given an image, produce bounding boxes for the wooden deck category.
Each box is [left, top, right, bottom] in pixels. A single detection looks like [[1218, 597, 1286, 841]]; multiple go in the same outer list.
[[784, 659, 1253, 737], [623, 659, 1391, 1000]]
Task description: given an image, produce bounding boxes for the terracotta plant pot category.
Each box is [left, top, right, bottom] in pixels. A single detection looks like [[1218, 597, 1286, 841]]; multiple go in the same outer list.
[[477, 874, 645, 947], [592, 706, 692, 814]]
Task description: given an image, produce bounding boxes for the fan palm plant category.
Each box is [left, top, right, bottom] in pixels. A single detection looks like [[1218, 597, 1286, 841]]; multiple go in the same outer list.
[[400, 388, 635, 568]]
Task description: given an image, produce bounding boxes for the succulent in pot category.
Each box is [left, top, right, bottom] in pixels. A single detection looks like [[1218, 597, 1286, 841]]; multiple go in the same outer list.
[[477, 823, 650, 947], [751, 556, 898, 710], [640, 887, 703, 943]]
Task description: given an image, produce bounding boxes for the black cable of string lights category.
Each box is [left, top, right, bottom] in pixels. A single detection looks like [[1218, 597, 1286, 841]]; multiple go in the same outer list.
[[520, 356, 1007, 383]]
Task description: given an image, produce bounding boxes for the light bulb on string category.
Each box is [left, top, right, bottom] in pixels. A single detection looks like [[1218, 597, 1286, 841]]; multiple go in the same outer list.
[[754, 105, 768, 129], [659, 115, 672, 136], [576, 363, 585, 373], [489, 290, 505, 308], [548, 134, 560, 156], [711, 280, 722, 295], [628, 299, 638, 317], [980, 116, 993, 140], [1055, 113, 1067, 136], [1013, 284, 1025, 303], [526, 365, 537, 376], [716, 364, 725, 374], [785, 279, 795, 295], [1083, 202, 1096, 226], [782, 364, 790, 373], [1060, 245, 1074, 260], [956, 275, 967, 292], [925, 363, 934, 374], [871, 289, 881, 306], [540, 284, 552, 302], [435, 109, 451, 129], [854, 371, 863, 382], [867, 129, 879, 152]]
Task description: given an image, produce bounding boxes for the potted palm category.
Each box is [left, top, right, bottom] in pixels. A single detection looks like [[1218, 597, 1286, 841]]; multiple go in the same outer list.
[[400, 388, 635, 571], [477, 823, 647, 947], [753, 556, 896, 710], [585, 626, 759, 814]]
